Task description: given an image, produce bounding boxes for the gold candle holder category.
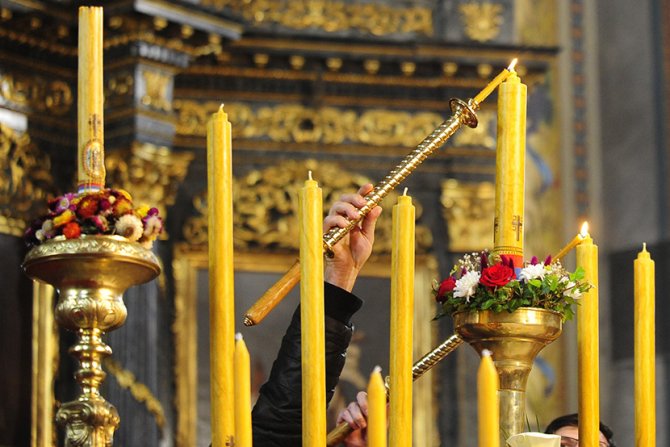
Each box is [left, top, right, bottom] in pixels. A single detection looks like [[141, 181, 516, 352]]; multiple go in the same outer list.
[[453, 308, 562, 441], [23, 235, 160, 446]]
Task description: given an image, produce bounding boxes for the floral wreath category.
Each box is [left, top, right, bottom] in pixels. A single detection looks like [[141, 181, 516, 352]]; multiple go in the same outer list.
[[24, 188, 163, 249], [433, 250, 591, 321]]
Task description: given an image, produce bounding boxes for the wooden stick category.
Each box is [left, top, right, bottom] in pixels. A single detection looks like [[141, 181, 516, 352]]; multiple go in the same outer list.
[[243, 260, 301, 326]]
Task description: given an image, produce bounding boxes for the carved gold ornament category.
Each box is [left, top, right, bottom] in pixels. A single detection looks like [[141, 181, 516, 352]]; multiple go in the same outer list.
[[200, 0, 433, 36], [105, 142, 194, 230], [0, 124, 55, 236], [175, 100, 450, 148], [141, 70, 172, 112], [104, 358, 166, 429], [183, 159, 432, 254], [441, 179, 495, 252], [0, 72, 73, 115], [459, 2, 504, 42]]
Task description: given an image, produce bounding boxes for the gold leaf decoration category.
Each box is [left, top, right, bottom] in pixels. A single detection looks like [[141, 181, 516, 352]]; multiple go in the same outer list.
[[0, 124, 55, 236], [183, 159, 432, 254], [459, 2, 504, 42]]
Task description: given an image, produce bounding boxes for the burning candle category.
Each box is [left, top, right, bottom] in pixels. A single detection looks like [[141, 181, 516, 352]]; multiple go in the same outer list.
[[367, 366, 387, 447], [207, 105, 235, 446], [77, 6, 105, 192], [553, 222, 589, 262], [634, 244, 655, 447], [389, 189, 415, 447], [473, 59, 518, 105], [478, 350, 500, 447], [234, 334, 252, 447], [493, 62, 526, 267], [300, 171, 326, 445], [575, 226, 599, 447]]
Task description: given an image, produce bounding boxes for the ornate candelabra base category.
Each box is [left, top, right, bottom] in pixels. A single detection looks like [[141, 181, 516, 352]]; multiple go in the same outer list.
[[23, 236, 160, 447], [453, 307, 562, 441]]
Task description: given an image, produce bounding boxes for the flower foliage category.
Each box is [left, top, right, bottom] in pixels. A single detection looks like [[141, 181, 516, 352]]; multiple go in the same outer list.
[[24, 188, 163, 249], [434, 250, 591, 321]]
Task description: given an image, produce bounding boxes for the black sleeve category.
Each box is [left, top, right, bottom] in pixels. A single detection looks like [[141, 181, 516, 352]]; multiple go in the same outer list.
[[251, 283, 362, 447]]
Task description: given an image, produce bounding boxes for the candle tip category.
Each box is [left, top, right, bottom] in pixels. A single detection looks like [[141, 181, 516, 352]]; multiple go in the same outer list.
[[508, 58, 518, 71], [235, 332, 243, 341], [643, 242, 647, 251], [308, 170, 313, 181], [372, 365, 382, 374], [403, 187, 408, 196], [580, 221, 589, 238], [219, 103, 225, 112], [481, 349, 492, 357]]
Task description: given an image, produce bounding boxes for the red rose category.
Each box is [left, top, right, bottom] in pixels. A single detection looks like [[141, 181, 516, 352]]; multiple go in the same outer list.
[[480, 264, 515, 288], [436, 277, 456, 302], [62, 222, 81, 239]]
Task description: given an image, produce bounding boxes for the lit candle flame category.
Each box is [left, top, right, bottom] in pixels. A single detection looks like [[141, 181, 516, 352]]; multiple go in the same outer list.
[[580, 221, 589, 238], [508, 58, 518, 71]]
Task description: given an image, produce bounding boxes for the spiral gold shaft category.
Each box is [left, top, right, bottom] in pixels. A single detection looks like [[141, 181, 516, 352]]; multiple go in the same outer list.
[[326, 334, 464, 446], [323, 98, 478, 253]]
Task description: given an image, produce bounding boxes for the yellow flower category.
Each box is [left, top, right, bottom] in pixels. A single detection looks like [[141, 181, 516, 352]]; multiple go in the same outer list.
[[53, 210, 75, 227]]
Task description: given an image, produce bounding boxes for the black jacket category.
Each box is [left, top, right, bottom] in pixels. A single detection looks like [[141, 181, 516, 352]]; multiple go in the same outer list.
[[251, 282, 363, 446]]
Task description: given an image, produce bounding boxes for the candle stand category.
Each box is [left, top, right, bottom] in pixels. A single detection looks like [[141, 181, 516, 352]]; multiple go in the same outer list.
[[453, 307, 562, 442], [23, 235, 160, 446]]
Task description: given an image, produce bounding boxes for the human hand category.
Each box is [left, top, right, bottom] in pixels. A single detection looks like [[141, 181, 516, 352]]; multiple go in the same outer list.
[[336, 391, 369, 447], [323, 184, 382, 292]]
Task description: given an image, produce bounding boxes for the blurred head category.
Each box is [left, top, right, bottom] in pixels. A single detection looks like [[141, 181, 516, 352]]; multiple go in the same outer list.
[[544, 413, 615, 447]]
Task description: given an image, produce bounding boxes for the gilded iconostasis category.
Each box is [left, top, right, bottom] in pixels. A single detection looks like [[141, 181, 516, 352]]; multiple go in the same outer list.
[[2, 0, 669, 446]]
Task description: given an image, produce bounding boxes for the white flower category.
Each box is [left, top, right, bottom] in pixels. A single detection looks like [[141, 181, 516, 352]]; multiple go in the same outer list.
[[454, 271, 481, 302], [115, 214, 143, 241], [518, 263, 547, 282], [563, 281, 583, 300]]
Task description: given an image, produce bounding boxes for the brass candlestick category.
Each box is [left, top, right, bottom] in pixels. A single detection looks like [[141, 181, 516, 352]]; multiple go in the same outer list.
[[23, 235, 160, 446], [244, 98, 480, 326], [453, 308, 562, 442]]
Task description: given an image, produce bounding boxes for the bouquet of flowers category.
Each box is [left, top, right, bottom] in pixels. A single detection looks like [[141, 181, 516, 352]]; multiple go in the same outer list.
[[24, 188, 163, 249], [433, 250, 591, 321]]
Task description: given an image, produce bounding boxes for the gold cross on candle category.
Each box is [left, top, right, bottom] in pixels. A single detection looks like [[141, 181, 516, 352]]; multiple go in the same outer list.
[[512, 215, 523, 241]]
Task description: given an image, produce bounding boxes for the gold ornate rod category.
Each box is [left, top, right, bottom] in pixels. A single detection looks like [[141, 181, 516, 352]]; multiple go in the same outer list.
[[244, 61, 516, 327], [326, 334, 464, 446]]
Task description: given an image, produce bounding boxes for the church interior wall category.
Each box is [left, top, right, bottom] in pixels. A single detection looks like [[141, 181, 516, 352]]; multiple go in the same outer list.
[[1, 0, 668, 445]]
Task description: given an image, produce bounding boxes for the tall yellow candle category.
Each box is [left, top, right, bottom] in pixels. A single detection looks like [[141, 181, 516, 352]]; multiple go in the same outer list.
[[367, 366, 387, 447], [478, 350, 500, 447], [493, 68, 526, 267], [234, 334, 252, 447], [634, 244, 655, 447], [575, 231, 599, 447], [300, 172, 325, 446], [207, 106, 235, 447], [77, 6, 106, 192], [389, 191, 415, 447]]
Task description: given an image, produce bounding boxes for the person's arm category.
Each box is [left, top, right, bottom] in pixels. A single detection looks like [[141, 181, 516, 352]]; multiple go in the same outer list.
[[251, 184, 381, 447]]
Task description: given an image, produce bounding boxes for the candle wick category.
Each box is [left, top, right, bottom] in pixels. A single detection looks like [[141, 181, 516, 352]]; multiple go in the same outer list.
[[481, 349, 492, 357], [403, 187, 408, 196], [308, 170, 313, 181], [643, 242, 647, 251], [373, 365, 382, 374], [508, 58, 518, 71], [219, 103, 225, 111], [235, 332, 243, 341]]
